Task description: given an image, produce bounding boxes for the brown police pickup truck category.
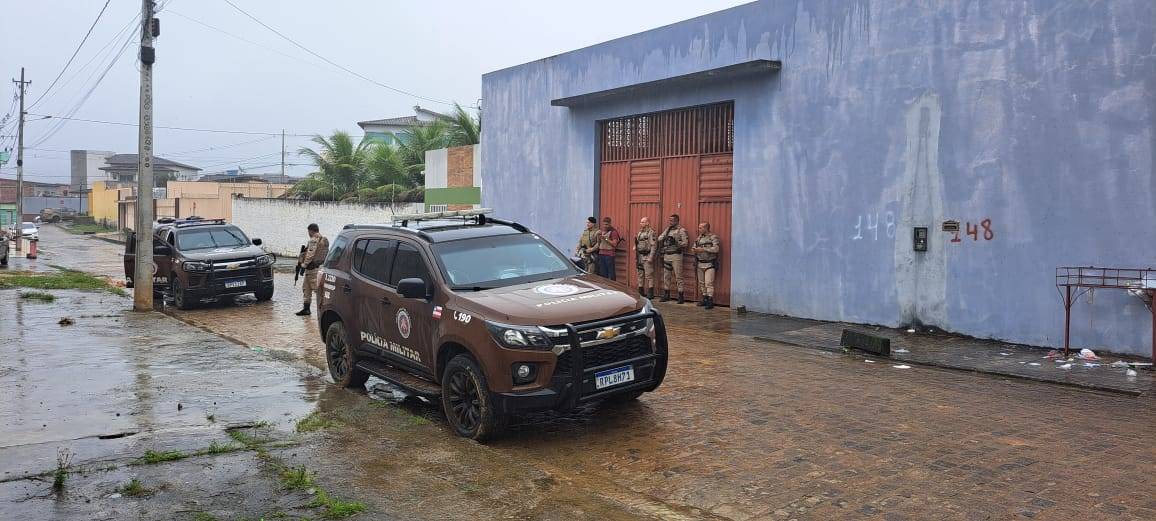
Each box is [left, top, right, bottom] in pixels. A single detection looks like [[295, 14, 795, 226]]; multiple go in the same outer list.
[[316, 210, 668, 441], [124, 217, 275, 309]]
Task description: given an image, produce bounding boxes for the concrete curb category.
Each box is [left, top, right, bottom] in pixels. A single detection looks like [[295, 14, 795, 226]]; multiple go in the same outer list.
[[753, 336, 1144, 397]]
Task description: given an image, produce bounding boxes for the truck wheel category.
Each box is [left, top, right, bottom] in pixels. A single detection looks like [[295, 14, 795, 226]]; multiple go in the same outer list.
[[171, 279, 193, 310], [325, 321, 368, 388], [255, 285, 274, 302], [442, 354, 505, 442]]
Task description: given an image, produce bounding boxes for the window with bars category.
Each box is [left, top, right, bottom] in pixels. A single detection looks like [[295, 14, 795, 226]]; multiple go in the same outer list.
[[599, 102, 734, 162]]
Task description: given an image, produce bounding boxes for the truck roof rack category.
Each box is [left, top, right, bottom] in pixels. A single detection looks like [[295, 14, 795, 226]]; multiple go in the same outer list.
[[390, 208, 491, 227], [157, 217, 227, 228]]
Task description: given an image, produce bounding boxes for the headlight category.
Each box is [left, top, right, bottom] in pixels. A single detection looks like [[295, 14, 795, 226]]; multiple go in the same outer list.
[[183, 261, 210, 272], [642, 299, 656, 333], [256, 254, 275, 267], [485, 321, 552, 350]]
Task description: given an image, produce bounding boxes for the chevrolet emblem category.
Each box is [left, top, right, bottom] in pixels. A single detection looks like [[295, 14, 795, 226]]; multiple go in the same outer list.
[[595, 326, 621, 340], [226, 263, 240, 270]]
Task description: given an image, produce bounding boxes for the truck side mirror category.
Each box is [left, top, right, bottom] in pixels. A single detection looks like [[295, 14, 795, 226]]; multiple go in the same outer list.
[[397, 278, 429, 300], [252, 238, 263, 246], [153, 244, 172, 255]]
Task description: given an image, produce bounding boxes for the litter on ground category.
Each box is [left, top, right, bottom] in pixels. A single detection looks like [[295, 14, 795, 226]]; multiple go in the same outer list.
[[1028, 362, 1041, 366], [893, 348, 910, 353], [1110, 361, 1130, 368], [892, 365, 911, 369], [1078, 348, 1100, 361], [1059, 364, 1072, 370], [864, 359, 876, 363], [999, 352, 1011, 356], [1126, 369, 1138, 377]]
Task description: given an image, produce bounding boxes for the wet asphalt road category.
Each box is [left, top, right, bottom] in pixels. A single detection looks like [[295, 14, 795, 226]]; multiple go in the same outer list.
[[5, 225, 1156, 520]]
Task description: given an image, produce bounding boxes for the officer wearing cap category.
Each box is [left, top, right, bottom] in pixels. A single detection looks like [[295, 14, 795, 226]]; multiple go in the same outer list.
[[574, 217, 599, 274], [296, 223, 329, 316]]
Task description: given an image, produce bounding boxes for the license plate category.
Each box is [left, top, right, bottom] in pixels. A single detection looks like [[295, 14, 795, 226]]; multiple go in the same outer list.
[[594, 365, 635, 390], [224, 280, 246, 289]]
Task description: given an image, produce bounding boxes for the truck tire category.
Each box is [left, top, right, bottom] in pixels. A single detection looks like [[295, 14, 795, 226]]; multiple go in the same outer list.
[[255, 285, 274, 302], [442, 354, 505, 442], [171, 279, 194, 310], [324, 321, 368, 388]]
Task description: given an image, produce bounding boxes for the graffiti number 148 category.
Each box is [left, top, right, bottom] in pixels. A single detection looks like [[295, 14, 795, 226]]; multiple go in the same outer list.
[[951, 219, 994, 243]]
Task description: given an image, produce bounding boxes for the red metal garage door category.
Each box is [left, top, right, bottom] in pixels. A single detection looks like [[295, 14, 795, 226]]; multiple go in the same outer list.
[[598, 102, 734, 305]]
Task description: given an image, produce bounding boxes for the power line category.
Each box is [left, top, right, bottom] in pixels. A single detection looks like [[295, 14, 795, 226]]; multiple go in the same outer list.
[[33, 12, 141, 112], [28, 0, 113, 109], [167, 9, 329, 71], [24, 112, 359, 138], [221, 0, 472, 109], [160, 135, 275, 156]]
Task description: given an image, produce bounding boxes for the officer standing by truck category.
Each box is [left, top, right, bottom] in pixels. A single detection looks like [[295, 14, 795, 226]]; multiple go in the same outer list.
[[633, 216, 656, 298], [656, 214, 689, 303], [573, 217, 600, 274], [295, 223, 329, 316], [692, 221, 721, 309]]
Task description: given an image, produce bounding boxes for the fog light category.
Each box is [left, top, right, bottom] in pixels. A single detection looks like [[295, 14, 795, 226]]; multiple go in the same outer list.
[[512, 363, 536, 385]]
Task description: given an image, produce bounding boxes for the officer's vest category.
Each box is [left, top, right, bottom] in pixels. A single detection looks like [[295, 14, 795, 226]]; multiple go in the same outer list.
[[635, 229, 653, 254], [695, 235, 719, 262], [661, 227, 683, 255]]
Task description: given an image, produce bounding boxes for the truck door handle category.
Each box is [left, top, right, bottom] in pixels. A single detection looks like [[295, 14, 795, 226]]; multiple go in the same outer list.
[[342, 284, 352, 294], [380, 297, 391, 306]]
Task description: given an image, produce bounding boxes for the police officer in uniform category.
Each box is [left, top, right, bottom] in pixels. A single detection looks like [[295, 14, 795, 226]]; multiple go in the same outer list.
[[656, 213, 689, 303], [633, 216, 657, 298], [573, 217, 599, 274], [296, 223, 329, 316], [692, 221, 721, 310]]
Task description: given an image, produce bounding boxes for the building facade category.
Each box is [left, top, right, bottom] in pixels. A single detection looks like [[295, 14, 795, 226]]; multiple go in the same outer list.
[[70, 149, 114, 192], [424, 144, 482, 211], [480, 0, 1156, 355], [358, 105, 449, 144], [99, 154, 202, 184]]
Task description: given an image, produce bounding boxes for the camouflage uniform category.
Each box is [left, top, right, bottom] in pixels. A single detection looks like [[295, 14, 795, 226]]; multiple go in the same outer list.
[[575, 228, 600, 273], [693, 232, 721, 308], [301, 233, 329, 305], [656, 224, 689, 301], [634, 226, 657, 296]]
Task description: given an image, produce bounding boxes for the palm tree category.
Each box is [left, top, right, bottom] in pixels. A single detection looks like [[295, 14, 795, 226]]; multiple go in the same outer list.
[[297, 131, 369, 198], [365, 142, 410, 188], [446, 103, 480, 147], [395, 120, 449, 186]]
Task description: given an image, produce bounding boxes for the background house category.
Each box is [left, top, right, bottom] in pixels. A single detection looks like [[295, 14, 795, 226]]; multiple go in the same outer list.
[[358, 105, 449, 144], [480, 0, 1155, 356], [99, 154, 202, 185]]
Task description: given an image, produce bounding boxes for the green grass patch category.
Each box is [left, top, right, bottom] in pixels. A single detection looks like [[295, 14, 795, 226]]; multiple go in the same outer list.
[[308, 489, 366, 519], [119, 478, 149, 497], [295, 412, 341, 433], [19, 291, 55, 302], [0, 268, 121, 295], [280, 465, 315, 490], [226, 428, 262, 448], [140, 450, 186, 464], [64, 223, 114, 235], [199, 441, 240, 456]]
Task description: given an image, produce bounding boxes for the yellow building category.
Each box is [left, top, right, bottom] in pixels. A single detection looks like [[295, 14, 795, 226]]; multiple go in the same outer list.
[[92, 180, 294, 230]]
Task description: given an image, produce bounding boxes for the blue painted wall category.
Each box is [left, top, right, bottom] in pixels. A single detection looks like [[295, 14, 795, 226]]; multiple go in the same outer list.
[[481, 0, 1156, 356]]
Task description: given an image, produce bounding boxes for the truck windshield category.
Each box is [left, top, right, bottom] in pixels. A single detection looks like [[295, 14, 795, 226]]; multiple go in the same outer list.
[[434, 234, 576, 289], [176, 226, 250, 251]]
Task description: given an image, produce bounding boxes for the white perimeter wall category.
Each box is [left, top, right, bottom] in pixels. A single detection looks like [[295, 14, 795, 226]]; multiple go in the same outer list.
[[233, 198, 422, 256]]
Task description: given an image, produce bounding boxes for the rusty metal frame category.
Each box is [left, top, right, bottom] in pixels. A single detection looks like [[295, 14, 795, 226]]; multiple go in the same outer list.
[[1055, 266, 1156, 362]]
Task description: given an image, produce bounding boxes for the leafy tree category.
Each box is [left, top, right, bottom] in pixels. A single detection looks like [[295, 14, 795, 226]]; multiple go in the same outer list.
[[446, 103, 480, 147], [297, 131, 369, 197]]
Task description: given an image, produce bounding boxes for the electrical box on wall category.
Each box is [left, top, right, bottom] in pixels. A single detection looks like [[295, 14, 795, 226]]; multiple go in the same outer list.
[[913, 227, 928, 252]]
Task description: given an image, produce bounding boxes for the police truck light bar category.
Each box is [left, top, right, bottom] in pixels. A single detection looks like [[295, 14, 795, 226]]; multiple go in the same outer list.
[[391, 208, 494, 223]]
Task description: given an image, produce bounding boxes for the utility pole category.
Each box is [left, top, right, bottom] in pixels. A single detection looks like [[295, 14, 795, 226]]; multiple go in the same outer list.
[[12, 68, 29, 253], [133, 0, 157, 311], [280, 129, 286, 182]]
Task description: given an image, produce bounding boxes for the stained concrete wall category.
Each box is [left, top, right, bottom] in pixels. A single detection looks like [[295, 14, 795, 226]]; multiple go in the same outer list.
[[481, 0, 1156, 355], [232, 198, 422, 256]]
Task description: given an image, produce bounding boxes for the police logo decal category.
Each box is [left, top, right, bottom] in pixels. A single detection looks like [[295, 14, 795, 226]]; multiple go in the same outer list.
[[533, 283, 581, 297], [396, 308, 412, 339]]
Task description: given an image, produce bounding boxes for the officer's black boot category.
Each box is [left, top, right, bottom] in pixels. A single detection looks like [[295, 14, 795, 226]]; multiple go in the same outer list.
[[704, 296, 714, 310], [295, 303, 311, 316], [647, 288, 655, 300], [696, 295, 705, 307], [677, 292, 685, 304], [660, 291, 670, 302]]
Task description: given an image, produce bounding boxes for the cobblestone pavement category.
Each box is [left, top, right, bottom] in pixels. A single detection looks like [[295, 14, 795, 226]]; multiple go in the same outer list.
[[14, 226, 1156, 520]]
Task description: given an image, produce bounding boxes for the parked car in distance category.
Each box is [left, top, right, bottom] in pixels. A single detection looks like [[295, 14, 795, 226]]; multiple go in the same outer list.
[[123, 217, 275, 309], [0, 228, 8, 266], [18, 222, 38, 241]]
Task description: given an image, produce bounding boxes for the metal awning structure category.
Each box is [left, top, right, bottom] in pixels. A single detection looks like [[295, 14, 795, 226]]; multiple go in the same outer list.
[[551, 59, 781, 108]]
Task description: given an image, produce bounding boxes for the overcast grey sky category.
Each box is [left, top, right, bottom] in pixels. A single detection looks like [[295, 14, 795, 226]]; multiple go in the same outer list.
[[0, 0, 747, 184]]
